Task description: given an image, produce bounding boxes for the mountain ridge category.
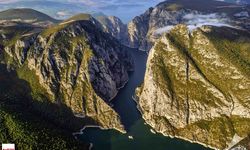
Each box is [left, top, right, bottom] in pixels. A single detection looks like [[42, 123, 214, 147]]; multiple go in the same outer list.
[[0, 10, 134, 149], [0, 8, 59, 24], [125, 0, 250, 51]]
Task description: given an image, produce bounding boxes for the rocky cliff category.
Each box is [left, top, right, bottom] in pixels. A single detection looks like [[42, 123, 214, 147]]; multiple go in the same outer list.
[[96, 15, 128, 45], [126, 0, 250, 51], [0, 14, 134, 132], [136, 25, 250, 149]]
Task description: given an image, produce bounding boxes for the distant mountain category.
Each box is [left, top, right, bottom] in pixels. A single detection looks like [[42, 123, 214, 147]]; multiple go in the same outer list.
[[0, 8, 59, 24], [125, 0, 250, 51], [63, 13, 92, 22], [0, 8, 129, 44], [222, 0, 250, 4], [61, 13, 127, 42], [63, 13, 129, 45], [0, 1, 91, 20], [96, 15, 128, 43]]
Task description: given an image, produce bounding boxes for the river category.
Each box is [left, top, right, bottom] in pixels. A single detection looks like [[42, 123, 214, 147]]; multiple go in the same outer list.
[[77, 49, 211, 150]]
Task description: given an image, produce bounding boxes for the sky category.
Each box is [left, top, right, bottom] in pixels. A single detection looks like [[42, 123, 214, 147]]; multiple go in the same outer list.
[[0, 0, 164, 23]]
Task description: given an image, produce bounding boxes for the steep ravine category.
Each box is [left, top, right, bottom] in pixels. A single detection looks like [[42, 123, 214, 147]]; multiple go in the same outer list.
[[77, 48, 211, 150]]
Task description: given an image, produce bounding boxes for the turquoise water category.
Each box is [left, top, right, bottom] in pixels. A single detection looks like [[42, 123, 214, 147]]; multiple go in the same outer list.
[[78, 49, 211, 150]]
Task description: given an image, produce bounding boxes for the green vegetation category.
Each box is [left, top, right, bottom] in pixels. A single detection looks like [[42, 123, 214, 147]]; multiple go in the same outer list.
[[204, 28, 250, 77], [40, 23, 67, 37], [16, 63, 51, 101], [152, 41, 177, 104], [0, 106, 87, 150], [0, 8, 58, 23], [41, 13, 91, 37], [64, 13, 91, 22], [60, 34, 96, 113], [177, 115, 250, 149], [0, 25, 35, 46], [151, 28, 227, 107], [147, 26, 250, 149], [189, 28, 250, 107], [231, 116, 250, 137], [0, 64, 89, 150], [0, 25, 37, 66]]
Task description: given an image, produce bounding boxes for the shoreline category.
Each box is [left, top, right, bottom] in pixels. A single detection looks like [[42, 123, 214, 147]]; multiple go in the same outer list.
[[73, 125, 127, 150], [165, 134, 218, 150], [74, 91, 219, 150], [132, 94, 144, 115], [108, 77, 129, 102], [73, 124, 127, 137], [73, 65, 132, 150], [71, 48, 217, 150], [132, 93, 219, 150]]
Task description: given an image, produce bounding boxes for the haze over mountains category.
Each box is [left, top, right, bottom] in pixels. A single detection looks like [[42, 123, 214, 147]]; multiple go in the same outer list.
[[0, 0, 249, 23], [223, 0, 250, 4], [0, 0, 164, 23], [0, 0, 250, 150]]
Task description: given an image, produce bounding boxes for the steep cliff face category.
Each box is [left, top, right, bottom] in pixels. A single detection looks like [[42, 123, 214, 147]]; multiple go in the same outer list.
[[127, 7, 154, 50], [127, 0, 250, 51], [136, 25, 250, 149], [96, 16, 128, 44], [1, 17, 133, 131]]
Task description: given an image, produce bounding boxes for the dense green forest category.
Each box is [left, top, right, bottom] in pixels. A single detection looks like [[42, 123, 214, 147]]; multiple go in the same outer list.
[[0, 64, 89, 150]]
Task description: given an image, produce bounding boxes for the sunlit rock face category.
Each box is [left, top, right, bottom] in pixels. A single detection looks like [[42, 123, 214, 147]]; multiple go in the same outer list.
[[0, 17, 134, 132], [136, 25, 250, 149]]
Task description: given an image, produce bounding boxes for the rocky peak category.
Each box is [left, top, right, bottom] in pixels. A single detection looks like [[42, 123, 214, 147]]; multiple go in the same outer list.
[[126, 0, 250, 51], [96, 15, 128, 44]]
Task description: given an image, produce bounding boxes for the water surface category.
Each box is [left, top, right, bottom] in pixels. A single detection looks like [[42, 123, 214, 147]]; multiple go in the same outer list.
[[78, 49, 211, 150]]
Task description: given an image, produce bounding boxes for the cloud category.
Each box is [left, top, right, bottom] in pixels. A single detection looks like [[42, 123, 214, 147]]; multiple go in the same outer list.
[[155, 13, 234, 34], [66, 0, 164, 22], [67, 0, 99, 6], [154, 25, 175, 34], [183, 13, 233, 30], [56, 11, 71, 18], [0, 0, 18, 4], [67, 0, 160, 8], [0, 0, 164, 22]]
